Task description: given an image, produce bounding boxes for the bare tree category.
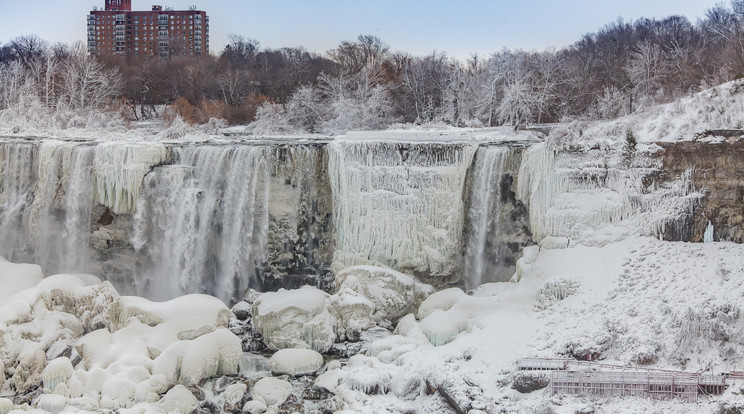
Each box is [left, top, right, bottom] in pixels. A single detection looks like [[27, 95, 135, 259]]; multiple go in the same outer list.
[[327, 34, 390, 74], [8, 35, 48, 67]]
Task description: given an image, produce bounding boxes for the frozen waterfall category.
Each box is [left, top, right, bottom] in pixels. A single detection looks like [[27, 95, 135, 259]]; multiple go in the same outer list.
[[328, 139, 478, 283]]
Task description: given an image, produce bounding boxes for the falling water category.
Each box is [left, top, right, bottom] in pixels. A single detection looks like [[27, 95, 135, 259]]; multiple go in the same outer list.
[[464, 146, 509, 290], [0, 141, 38, 262], [133, 145, 271, 302]]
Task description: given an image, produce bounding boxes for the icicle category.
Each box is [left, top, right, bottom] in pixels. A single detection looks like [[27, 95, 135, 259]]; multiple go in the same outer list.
[[703, 221, 714, 243]]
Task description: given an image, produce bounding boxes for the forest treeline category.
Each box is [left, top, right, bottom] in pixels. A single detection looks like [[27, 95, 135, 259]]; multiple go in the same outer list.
[[2, 1, 744, 133]]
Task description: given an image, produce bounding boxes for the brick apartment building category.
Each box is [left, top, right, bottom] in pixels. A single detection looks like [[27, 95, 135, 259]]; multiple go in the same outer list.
[[87, 0, 209, 58]]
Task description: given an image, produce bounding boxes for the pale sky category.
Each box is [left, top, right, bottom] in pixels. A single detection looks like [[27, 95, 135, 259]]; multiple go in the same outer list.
[[0, 0, 723, 59]]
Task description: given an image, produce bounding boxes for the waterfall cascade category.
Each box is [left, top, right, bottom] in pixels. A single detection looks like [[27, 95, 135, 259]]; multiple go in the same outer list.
[[463, 146, 509, 290], [0, 134, 714, 301]]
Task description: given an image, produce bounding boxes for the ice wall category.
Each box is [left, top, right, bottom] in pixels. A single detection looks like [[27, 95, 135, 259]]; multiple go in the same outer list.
[[328, 139, 477, 283], [516, 142, 702, 245]]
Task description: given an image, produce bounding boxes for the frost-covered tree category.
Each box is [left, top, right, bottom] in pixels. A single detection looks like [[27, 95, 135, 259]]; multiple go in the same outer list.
[[286, 84, 324, 132], [59, 43, 122, 111], [318, 67, 392, 133], [498, 79, 535, 129]]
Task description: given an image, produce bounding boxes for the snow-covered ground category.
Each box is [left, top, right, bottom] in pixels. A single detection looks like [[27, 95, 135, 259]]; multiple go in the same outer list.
[[1, 235, 743, 413]]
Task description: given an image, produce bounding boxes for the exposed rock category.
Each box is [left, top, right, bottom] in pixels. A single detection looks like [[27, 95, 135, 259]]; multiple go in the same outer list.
[[512, 372, 550, 393], [658, 141, 744, 242]]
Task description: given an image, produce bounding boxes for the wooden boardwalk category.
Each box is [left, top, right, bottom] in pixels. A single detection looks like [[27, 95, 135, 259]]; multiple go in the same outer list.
[[517, 358, 727, 403]]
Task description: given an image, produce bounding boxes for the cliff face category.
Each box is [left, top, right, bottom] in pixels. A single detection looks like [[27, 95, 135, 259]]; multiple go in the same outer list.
[[658, 141, 744, 242], [4, 136, 739, 302]]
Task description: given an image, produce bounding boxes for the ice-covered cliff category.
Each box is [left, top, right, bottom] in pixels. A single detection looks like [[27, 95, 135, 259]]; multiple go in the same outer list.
[[0, 129, 729, 302]]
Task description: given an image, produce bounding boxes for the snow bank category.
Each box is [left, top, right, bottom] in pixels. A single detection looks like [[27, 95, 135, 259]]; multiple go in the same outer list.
[[269, 349, 324, 376], [554, 79, 744, 145]]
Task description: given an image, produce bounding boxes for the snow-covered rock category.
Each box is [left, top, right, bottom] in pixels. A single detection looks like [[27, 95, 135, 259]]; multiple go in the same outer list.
[[222, 383, 247, 411], [269, 348, 324, 376], [334, 266, 434, 328], [0, 399, 12, 414], [314, 369, 341, 393], [13, 349, 46, 393], [251, 377, 293, 406], [339, 355, 391, 394], [152, 328, 241, 387], [42, 357, 73, 392], [158, 384, 198, 414], [251, 286, 336, 352], [36, 394, 67, 414], [416, 287, 468, 320], [328, 284, 375, 341], [243, 398, 268, 414]]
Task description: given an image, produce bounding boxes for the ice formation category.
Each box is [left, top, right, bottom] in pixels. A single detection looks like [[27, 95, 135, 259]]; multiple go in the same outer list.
[[704, 220, 715, 243], [251, 377, 293, 406], [269, 348, 324, 376], [93, 141, 167, 215], [328, 139, 477, 281], [251, 286, 336, 352], [533, 278, 581, 311], [517, 142, 702, 245]]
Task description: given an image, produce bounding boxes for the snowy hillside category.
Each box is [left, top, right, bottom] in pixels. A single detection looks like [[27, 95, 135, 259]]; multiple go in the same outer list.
[[550, 79, 744, 149]]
